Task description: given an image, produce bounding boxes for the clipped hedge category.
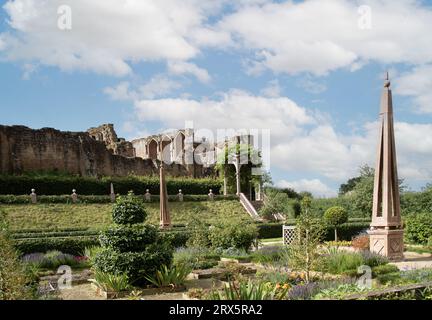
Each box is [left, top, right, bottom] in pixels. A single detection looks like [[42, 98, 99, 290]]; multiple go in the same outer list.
[[323, 222, 370, 241], [256, 221, 370, 241], [0, 175, 223, 196], [13, 237, 99, 255], [11, 230, 99, 239], [0, 194, 237, 204]]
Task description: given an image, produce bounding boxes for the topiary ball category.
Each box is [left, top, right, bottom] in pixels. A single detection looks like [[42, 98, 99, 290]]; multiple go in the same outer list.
[[112, 192, 147, 225], [324, 206, 348, 226]]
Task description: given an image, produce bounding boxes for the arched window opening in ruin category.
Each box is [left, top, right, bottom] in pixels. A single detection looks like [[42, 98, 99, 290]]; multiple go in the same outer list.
[[173, 132, 185, 164], [161, 135, 172, 164], [148, 139, 158, 160]]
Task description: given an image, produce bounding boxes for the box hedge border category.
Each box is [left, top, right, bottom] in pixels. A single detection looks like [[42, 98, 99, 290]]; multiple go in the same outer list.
[[256, 221, 371, 241], [0, 194, 237, 204], [0, 175, 223, 196]]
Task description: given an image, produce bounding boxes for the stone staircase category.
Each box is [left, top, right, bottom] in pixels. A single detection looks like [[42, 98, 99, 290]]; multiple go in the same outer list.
[[250, 200, 264, 212], [239, 193, 262, 221]]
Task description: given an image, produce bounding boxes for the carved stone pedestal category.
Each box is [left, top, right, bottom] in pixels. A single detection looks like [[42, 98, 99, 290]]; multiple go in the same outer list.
[[368, 228, 404, 261]]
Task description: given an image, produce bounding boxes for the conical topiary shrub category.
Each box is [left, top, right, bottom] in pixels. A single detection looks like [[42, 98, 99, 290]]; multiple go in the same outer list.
[[93, 191, 173, 286]]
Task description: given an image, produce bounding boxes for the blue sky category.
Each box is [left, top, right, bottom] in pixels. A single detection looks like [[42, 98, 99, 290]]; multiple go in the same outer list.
[[1, 0, 432, 197]]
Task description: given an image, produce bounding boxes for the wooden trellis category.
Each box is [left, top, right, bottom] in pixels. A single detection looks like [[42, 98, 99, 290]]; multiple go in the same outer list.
[[283, 225, 297, 245]]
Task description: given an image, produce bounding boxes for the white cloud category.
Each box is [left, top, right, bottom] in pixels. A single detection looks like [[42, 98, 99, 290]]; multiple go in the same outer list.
[[394, 65, 432, 113], [0, 34, 5, 51], [21, 63, 38, 80], [0, 0, 227, 76], [104, 75, 181, 101], [131, 88, 432, 192], [297, 77, 327, 94], [219, 0, 432, 75], [260, 79, 281, 97], [133, 89, 315, 137], [167, 61, 211, 83], [104, 82, 136, 101], [140, 75, 182, 99], [276, 179, 337, 198]]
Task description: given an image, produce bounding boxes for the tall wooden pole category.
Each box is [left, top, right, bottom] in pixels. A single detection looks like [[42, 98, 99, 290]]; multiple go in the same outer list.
[[159, 141, 171, 229]]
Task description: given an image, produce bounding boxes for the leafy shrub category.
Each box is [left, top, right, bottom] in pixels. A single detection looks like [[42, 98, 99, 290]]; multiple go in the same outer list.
[[251, 246, 283, 264], [313, 283, 367, 300], [93, 245, 172, 285], [352, 233, 369, 250], [322, 250, 363, 274], [319, 248, 387, 275], [84, 246, 102, 265], [208, 278, 288, 300], [173, 247, 220, 270], [324, 206, 348, 241], [93, 193, 173, 286], [99, 225, 158, 252], [360, 250, 388, 267], [186, 219, 211, 248], [160, 230, 190, 248], [288, 278, 357, 300], [89, 270, 131, 293], [208, 219, 258, 250], [112, 192, 147, 225], [372, 264, 399, 277], [376, 272, 401, 285], [324, 240, 352, 247], [145, 264, 191, 288], [405, 213, 432, 245], [287, 282, 321, 300], [0, 220, 32, 300], [400, 268, 432, 284]]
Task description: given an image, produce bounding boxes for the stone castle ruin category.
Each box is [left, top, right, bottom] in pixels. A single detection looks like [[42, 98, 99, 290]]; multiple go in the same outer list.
[[0, 123, 252, 178]]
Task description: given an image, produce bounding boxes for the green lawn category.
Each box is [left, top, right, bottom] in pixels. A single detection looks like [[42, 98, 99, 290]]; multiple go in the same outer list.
[[1, 200, 251, 231]]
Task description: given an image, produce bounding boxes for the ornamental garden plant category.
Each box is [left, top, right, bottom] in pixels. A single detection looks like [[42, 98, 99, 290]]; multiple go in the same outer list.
[[323, 206, 348, 242], [93, 191, 173, 287]]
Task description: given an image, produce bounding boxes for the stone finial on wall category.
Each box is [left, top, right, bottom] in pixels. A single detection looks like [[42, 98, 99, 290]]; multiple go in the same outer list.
[[30, 189, 37, 204], [144, 189, 151, 202], [71, 189, 78, 203], [178, 189, 183, 202], [208, 189, 214, 201]]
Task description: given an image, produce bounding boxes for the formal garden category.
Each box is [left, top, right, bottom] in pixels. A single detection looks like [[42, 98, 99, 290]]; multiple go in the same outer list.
[[1, 168, 432, 301]]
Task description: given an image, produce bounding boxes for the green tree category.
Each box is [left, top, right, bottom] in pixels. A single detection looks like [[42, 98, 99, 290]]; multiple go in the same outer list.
[[323, 206, 348, 242], [215, 143, 264, 195], [282, 205, 324, 283], [259, 189, 292, 220]]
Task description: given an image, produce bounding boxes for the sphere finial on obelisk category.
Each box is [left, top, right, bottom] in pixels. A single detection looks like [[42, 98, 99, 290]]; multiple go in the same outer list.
[[384, 71, 391, 88]]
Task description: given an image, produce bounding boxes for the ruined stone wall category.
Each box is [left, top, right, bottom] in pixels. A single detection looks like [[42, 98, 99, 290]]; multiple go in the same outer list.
[[87, 124, 135, 158], [0, 125, 187, 177]]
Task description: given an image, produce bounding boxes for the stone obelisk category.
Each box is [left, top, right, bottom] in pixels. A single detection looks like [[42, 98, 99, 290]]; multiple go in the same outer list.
[[368, 73, 404, 261]]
